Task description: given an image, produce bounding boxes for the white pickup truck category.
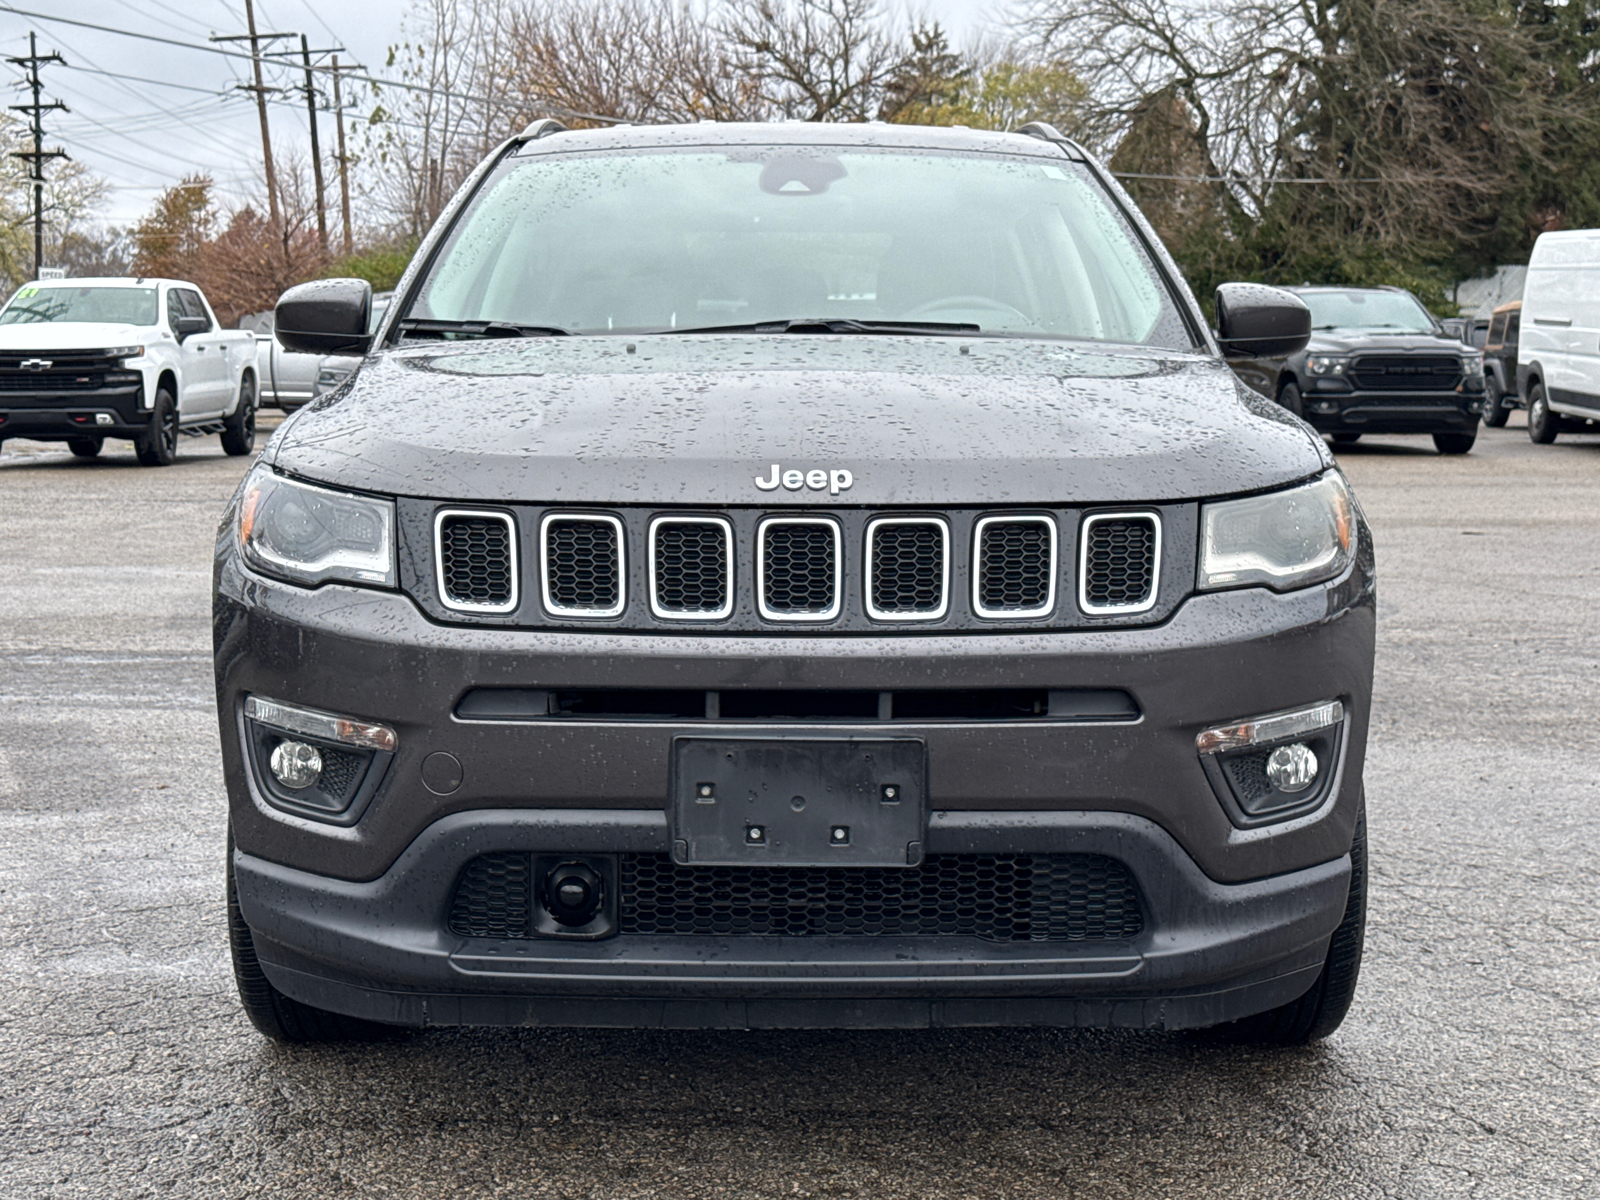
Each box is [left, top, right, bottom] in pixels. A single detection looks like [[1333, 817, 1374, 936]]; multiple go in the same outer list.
[[0, 276, 258, 465]]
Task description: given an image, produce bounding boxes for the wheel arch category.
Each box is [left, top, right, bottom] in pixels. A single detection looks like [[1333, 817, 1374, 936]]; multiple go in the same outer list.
[[155, 369, 179, 400]]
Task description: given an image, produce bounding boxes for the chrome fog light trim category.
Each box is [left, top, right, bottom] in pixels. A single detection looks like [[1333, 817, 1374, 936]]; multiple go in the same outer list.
[[1196, 699, 1343, 755], [245, 694, 397, 753]]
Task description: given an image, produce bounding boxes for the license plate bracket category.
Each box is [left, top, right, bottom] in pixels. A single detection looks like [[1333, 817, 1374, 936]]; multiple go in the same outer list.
[[670, 737, 926, 867]]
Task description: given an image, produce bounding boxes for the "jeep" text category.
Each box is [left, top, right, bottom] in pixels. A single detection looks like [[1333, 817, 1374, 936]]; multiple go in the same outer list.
[[754, 464, 855, 495]]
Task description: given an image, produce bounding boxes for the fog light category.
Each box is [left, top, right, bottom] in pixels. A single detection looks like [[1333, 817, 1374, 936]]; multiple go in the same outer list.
[[1265, 743, 1318, 792], [95, 413, 114, 426], [269, 740, 323, 789]]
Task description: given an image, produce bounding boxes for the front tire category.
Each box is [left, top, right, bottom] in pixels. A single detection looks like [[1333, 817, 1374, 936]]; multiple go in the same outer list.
[[1217, 802, 1367, 1045], [1331, 432, 1361, 444], [227, 827, 405, 1043], [220, 373, 257, 457], [1433, 430, 1477, 455], [135, 388, 178, 466], [1278, 381, 1305, 418], [67, 437, 103, 459], [1527, 383, 1559, 444]]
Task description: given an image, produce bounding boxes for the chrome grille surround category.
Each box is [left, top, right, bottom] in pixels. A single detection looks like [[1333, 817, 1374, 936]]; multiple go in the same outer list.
[[648, 514, 735, 620], [540, 512, 626, 618], [757, 516, 842, 622], [864, 516, 950, 621], [972, 514, 1057, 619], [434, 509, 519, 614], [1079, 511, 1161, 615]]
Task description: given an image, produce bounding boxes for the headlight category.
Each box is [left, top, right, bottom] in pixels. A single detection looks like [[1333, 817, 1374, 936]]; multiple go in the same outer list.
[[1461, 354, 1484, 378], [317, 366, 353, 387], [1199, 472, 1354, 592], [1305, 355, 1349, 376], [237, 466, 395, 588]]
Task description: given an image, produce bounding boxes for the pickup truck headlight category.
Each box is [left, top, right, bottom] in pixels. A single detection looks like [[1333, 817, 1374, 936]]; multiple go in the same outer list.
[[1304, 355, 1349, 376], [237, 466, 395, 588], [1461, 353, 1484, 378], [1199, 472, 1354, 592]]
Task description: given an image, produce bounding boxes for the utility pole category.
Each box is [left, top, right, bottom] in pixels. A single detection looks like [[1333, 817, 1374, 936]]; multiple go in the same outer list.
[[212, 2, 294, 231], [331, 56, 357, 256], [298, 35, 328, 252], [7, 32, 69, 280]]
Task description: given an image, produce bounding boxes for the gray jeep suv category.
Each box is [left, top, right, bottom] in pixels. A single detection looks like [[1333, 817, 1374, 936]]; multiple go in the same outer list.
[[215, 121, 1374, 1045]]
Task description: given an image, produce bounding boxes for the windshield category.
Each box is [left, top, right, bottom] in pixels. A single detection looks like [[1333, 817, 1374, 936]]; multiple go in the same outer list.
[[407, 146, 1193, 347], [0, 285, 159, 327], [1301, 290, 1437, 334]]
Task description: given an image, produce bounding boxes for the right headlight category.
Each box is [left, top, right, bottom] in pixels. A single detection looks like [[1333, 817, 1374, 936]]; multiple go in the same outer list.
[[237, 465, 396, 588], [1198, 471, 1354, 592]]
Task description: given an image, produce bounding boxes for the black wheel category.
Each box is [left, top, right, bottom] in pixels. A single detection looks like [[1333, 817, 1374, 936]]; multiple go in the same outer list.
[[221, 373, 258, 457], [1331, 432, 1361, 444], [135, 387, 179, 466], [1433, 430, 1477, 455], [1278, 381, 1305, 418], [67, 437, 103, 458], [1216, 801, 1367, 1045], [227, 827, 406, 1043], [1527, 383, 1559, 444], [1482, 382, 1510, 428]]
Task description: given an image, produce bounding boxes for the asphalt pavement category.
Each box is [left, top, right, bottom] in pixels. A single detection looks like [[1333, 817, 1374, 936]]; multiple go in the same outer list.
[[2, 416, 1597, 1199]]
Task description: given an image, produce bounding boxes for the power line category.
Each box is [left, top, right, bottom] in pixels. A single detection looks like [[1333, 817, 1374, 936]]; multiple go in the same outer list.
[[59, 61, 231, 97]]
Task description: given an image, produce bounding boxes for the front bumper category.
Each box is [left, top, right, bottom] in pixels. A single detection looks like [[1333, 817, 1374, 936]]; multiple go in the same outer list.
[[0, 384, 149, 441], [1300, 383, 1483, 434], [216, 533, 1375, 1030]]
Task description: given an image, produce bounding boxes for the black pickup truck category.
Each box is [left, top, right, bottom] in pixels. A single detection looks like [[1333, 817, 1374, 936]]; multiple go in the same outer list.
[[1226, 285, 1489, 454]]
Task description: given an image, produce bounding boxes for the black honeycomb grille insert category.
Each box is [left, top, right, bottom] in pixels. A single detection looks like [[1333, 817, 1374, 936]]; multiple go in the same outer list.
[[653, 521, 730, 615], [317, 748, 366, 802], [619, 853, 1143, 941], [977, 519, 1053, 613], [449, 854, 533, 938], [761, 522, 838, 616], [545, 517, 621, 612], [438, 514, 514, 608], [1083, 517, 1157, 610], [869, 521, 945, 616]]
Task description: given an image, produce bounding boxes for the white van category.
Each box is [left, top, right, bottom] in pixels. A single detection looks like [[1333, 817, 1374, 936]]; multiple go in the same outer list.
[[1518, 229, 1600, 443]]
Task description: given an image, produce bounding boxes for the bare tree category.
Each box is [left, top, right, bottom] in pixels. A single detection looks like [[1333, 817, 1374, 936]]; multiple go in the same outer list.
[[720, 0, 903, 120]]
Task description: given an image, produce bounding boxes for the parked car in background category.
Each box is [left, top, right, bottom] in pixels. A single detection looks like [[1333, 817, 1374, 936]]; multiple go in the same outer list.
[[311, 291, 392, 397], [1226, 285, 1488, 454], [241, 310, 324, 411], [1518, 230, 1600, 444], [0, 276, 257, 463], [1481, 301, 1520, 428]]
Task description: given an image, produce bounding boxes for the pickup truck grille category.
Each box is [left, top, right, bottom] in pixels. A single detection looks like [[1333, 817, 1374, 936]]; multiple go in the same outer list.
[[414, 505, 1171, 631], [447, 851, 1145, 943], [1348, 355, 1461, 392]]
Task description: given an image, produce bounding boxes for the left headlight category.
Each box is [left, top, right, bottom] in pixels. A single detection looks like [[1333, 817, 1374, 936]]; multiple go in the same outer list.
[[1461, 353, 1484, 378], [1199, 471, 1355, 592], [237, 465, 396, 588]]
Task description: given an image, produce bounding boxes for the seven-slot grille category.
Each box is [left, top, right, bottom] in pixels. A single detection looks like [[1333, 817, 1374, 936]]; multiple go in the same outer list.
[[542, 514, 624, 617], [866, 518, 948, 620], [973, 515, 1056, 617], [758, 518, 841, 620], [1080, 513, 1160, 614], [1348, 355, 1462, 392], [447, 851, 1145, 942], [435, 511, 517, 612], [650, 516, 733, 619]]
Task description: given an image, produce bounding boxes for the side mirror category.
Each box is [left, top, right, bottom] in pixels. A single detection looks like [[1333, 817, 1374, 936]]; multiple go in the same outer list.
[[173, 314, 209, 341], [1215, 283, 1311, 359], [276, 278, 373, 356]]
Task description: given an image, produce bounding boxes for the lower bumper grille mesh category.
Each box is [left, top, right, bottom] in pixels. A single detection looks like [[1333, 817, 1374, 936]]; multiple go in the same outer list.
[[448, 852, 1143, 942]]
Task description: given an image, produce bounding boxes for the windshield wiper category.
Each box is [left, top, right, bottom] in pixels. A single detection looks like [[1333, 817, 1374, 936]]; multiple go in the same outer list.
[[666, 317, 981, 336], [397, 318, 572, 339]]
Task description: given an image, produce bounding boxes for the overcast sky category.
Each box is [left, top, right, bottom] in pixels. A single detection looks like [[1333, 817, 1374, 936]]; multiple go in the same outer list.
[[3, 0, 1010, 228]]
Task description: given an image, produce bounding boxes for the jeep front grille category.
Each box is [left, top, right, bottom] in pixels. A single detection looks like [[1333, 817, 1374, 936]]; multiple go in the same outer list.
[[447, 851, 1145, 943], [1080, 513, 1160, 614], [758, 518, 841, 620], [973, 515, 1056, 618], [435, 510, 517, 613], [650, 516, 733, 619], [542, 513, 625, 617], [866, 518, 948, 620]]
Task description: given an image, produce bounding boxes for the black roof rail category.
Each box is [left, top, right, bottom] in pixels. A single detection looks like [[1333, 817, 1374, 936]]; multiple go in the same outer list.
[[1016, 121, 1088, 161]]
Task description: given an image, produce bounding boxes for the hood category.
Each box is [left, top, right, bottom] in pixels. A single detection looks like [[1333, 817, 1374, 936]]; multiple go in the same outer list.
[[0, 323, 147, 352], [269, 335, 1332, 506], [1304, 330, 1468, 355]]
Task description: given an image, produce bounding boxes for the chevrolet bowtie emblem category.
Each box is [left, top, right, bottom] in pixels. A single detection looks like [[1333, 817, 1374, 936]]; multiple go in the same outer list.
[[19, 358, 52, 371]]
